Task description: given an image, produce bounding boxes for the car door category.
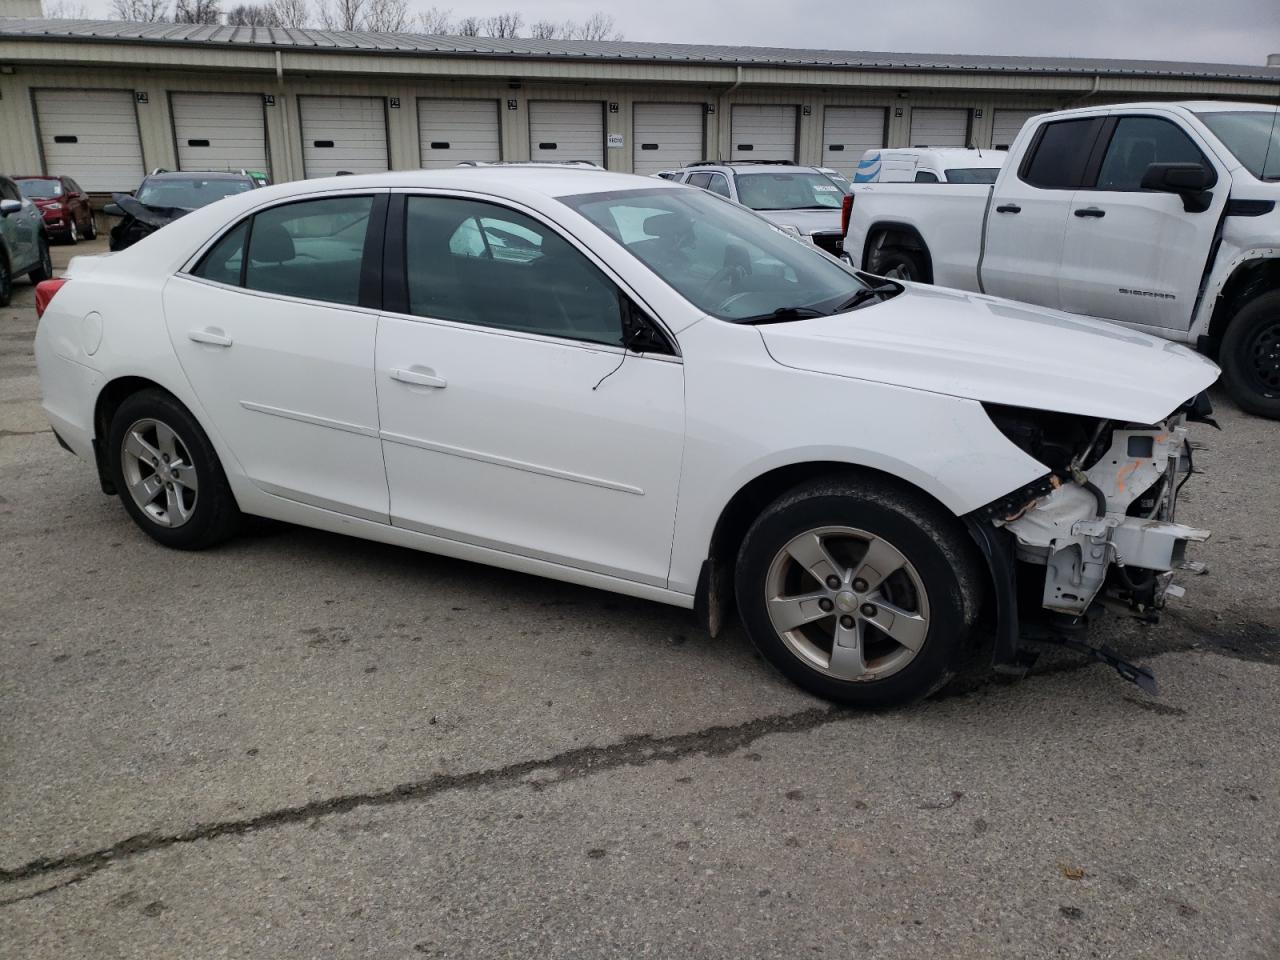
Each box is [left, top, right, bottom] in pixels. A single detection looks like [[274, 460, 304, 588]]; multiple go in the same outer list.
[[375, 192, 686, 587], [163, 191, 391, 522], [981, 116, 1106, 309], [1056, 112, 1229, 332]]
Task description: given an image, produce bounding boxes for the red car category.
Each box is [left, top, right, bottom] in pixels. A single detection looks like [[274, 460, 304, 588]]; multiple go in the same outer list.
[[14, 175, 97, 244]]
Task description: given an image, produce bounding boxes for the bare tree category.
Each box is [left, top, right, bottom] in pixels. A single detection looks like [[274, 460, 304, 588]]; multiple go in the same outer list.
[[455, 14, 480, 35], [173, 0, 220, 21], [109, 0, 170, 21], [364, 0, 408, 30], [318, 0, 363, 29], [267, 0, 310, 26], [572, 11, 621, 40], [225, 2, 281, 24], [417, 5, 451, 32], [529, 18, 571, 39], [481, 11, 521, 37], [44, 0, 91, 17]]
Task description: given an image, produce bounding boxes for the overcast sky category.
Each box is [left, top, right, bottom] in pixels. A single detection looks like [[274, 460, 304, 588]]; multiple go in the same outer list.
[[73, 0, 1280, 66]]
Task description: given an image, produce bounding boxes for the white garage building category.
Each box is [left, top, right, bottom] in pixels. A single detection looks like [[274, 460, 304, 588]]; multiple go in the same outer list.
[[0, 18, 1277, 192]]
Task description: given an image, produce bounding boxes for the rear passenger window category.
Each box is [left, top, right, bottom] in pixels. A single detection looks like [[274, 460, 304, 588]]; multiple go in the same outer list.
[[1094, 117, 1209, 191], [685, 172, 713, 189], [1020, 118, 1102, 190], [192, 220, 248, 286], [707, 174, 731, 198], [244, 196, 373, 306], [404, 196, 623, 347]]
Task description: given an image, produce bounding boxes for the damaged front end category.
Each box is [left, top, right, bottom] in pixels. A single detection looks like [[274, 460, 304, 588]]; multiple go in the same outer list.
[[968, 397, 1214, 693]]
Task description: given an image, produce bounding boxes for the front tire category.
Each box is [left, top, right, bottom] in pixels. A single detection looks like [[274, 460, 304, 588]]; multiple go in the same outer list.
[[735, 477, 980, 707], [1219, 291, 1280, 419], [67, 218, 79, 245], [106, 389, 240, 550], [28, 236, 53, 283]]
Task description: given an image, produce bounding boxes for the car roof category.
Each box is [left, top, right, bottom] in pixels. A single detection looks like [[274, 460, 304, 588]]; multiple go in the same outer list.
[[144, 170, 254, 181], [685, 163, 827, 175], [13, 174, 60, 180]]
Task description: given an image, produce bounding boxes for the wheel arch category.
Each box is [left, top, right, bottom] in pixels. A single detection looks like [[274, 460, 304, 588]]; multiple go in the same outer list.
[[863, 221, 934, 282], [1205, 255, 1280, 354], [694, 460, 987, 637]]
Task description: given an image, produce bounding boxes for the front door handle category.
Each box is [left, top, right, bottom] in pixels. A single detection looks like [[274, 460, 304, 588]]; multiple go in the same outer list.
[[1074, 207, 1106, 218], [188, 327, 233, 347], [391, 367, 447, 389], [995, 204, 1021, 214]]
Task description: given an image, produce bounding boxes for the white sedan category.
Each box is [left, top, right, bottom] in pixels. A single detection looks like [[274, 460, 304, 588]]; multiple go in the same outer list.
[[34, 167, 1218, 706]]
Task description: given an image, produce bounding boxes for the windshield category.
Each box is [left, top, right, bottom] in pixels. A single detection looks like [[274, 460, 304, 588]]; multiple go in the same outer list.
[[734, 171, 846, 211], [562, 187, 869, 322], [135, 177, 253, 209], [1195, 109, 1280, 181], [16, 178, 61, 199], [944, 167, 1001, 184]]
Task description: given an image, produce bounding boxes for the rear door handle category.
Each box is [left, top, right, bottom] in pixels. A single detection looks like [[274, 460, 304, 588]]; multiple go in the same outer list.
[[390, 367, 447, 389], [1074, 207, 1106, 218], [188, 328, 233, 347], [995, 204, 1021, 214]]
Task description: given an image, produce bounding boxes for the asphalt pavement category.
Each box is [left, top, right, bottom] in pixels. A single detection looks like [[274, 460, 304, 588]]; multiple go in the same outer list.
[[1, 237, 1277, 958]]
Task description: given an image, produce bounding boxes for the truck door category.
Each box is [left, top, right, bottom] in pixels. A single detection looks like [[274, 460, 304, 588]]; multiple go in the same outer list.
[[981, 116, 1106, 309], [1057, 113, 1228, 332]]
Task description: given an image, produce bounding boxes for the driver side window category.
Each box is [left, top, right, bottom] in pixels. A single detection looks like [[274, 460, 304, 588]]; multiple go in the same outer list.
[[405, 196, 624, 347]]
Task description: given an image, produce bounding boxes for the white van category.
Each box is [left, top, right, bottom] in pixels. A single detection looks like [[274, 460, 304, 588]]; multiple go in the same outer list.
[[853, 148, 1006, 184]]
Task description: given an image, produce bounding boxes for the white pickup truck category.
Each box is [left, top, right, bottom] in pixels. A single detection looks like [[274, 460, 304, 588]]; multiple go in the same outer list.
[[844, 101, 1280, 417]]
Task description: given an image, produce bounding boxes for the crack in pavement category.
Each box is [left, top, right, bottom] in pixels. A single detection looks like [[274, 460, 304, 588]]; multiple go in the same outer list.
[[0, 705, 839, 893]]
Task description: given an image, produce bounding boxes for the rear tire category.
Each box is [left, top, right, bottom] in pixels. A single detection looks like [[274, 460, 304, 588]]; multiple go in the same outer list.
[[735, 476, 980, 707], [871, 246, 929, 283], [1220, 291, 1280, 419], [27, 236, 53, 283], [106, 389, 241, 550], [84, 213, 98, 241]]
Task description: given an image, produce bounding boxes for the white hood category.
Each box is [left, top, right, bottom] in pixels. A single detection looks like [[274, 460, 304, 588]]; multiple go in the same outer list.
[[758, 283, 1220, 424], [757, 209, 843, 235]]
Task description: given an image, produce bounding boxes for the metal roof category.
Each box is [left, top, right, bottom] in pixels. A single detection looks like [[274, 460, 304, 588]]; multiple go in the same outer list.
[[1, 17, 1279, 82]]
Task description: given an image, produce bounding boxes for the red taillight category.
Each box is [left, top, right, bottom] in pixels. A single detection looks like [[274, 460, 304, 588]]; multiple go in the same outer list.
[[840, 193, 854, 237], [35, 278, 68, 319]]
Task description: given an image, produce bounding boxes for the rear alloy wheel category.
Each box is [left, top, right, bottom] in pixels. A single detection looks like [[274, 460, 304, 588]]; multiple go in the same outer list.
[[871, 247, 928, 284], [107, 390, 240, 549], [1220, 291, 1280, 419], [28, 237, 53, 283], [736, 478, 980, 707]]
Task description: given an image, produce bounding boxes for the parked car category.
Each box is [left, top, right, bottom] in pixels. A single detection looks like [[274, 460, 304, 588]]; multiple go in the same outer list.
[[106, 170, 259, 251], [35, 168, 1216, 706], [853, 148, 1006, 184], [843, 101, 1280, 417], [674, 161, 847, 258], [0, 174, 53, 307], [14, 175, 97, 244]]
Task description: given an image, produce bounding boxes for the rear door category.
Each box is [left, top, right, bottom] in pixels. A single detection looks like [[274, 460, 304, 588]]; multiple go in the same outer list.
[[34, 89, 145, 192], [981, 115, 1105, 308], [909, 108, 970, 147], [632, 103, 704, 175], [299, 96, 389, 178], [730, 105, 798, 162], [418, 98, 501, 168], [170, 92, 270, 177], [529, 101, 605, 166], [1057, 112, 1228, 331]]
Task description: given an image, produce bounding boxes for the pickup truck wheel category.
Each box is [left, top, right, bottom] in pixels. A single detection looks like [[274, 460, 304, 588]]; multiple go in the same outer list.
[[871, 248, 928, 283], [735, 477, 980, 707], [1220, 291, 1280, 419]]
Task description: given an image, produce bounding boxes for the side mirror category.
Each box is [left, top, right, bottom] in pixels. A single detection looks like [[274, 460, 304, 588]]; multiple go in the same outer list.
[[0, 199, 21, 217], [103, 202, 123, 217], [1140, 162, 1215, 213]]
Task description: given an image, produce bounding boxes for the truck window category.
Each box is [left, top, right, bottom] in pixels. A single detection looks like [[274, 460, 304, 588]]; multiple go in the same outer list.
[[1094, 117, 1210, 191], [914, 171, 939, 183], [1019, 118, 1102, 190]]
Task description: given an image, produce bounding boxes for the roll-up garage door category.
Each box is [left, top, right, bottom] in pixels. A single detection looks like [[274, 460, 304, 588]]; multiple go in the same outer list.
[[34, 89, 144, 192], [730, 105, 798, 162], [991, 110, 1040, 150], [299, 96, 389, 178], [171, 93, 269, 176], [418, 98, 500, 168], [632, 103, 704, 175], [909, 108, 971, 147], [529, 101, 604, 166], [822, 107, 886, 177]]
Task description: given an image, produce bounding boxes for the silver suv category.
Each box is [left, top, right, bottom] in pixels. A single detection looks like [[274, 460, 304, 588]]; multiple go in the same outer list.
[[0, 174, 53, 307], [672, 161, 846, 257]]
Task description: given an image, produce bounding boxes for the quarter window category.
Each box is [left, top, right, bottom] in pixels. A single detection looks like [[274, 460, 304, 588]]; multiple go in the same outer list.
[[914, 170, 939, 183], [404, 196, 624, 347], [685, 172, 713, 189], [1094, 117, 1209, 192], [243, 195, 373, 306], [192, 220, 248, 286], [1020, 118, 1102, 190]]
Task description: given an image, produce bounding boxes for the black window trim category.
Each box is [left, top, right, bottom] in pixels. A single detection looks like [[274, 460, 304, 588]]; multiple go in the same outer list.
[[383, 190, 679, 358]]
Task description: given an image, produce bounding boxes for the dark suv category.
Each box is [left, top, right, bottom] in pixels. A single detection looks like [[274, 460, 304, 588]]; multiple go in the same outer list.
[[106, 170, 259, 251]]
